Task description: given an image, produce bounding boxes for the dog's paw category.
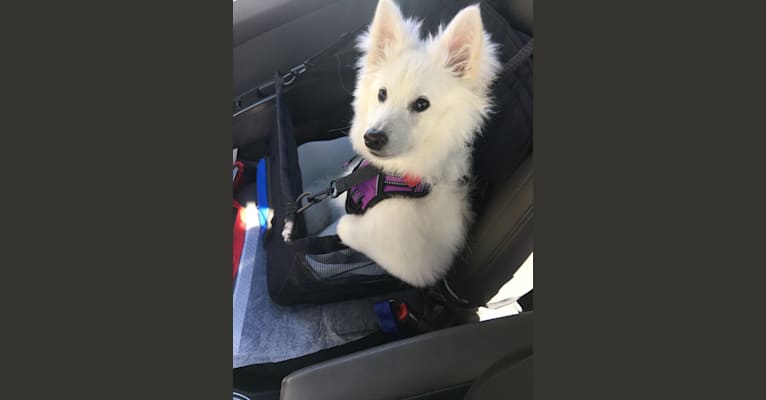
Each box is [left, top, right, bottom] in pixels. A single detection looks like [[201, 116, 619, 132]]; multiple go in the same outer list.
[[281, 219, 294, 242]]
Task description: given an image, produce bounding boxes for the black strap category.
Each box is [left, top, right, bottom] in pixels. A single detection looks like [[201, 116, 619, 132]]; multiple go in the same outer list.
[[330, 164, 380, 197], [279, 25, 367, 87], [294, 163, 381, 214], [233, 25, 367, 111]]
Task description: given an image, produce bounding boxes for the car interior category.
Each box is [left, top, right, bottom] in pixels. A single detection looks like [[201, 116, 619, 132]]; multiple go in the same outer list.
[[232, 1, 533, 399]]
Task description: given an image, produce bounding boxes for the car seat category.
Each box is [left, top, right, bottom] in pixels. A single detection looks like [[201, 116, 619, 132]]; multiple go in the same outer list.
[[233, 1, 533, 398]]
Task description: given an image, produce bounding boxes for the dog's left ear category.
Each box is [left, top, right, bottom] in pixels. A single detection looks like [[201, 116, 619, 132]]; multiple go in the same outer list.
[[361, 0, 417, 70], [437, 5, 488, 81]]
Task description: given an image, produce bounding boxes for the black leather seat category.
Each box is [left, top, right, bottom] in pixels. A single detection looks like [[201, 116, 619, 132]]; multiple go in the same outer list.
[[281, 312, 533, 400]]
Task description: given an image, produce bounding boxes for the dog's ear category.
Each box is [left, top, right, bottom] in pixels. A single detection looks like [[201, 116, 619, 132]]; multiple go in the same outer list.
[[437, 5, 488, 80], [361, 0, 416, 69]]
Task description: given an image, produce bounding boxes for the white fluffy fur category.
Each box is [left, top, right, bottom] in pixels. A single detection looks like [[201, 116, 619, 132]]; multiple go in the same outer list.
[[334, 0, 501, 287]]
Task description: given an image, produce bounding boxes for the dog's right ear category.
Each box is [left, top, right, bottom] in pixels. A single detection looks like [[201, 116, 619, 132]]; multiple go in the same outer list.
[[360, 0, 416, 70], [436, 5, 488, 81]]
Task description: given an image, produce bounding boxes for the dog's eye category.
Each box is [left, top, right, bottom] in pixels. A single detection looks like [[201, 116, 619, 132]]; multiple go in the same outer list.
[[378, 88, 387, 102], [411, 97, 430, 113]]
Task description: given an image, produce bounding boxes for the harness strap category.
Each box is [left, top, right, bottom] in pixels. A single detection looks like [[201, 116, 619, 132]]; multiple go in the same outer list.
[[294, 162, 381, 214], [330, 164, 380, 197]]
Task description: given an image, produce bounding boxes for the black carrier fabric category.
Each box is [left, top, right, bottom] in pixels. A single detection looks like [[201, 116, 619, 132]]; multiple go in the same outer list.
[[263, 0, 532, 306], [265, 81, 405, 305]]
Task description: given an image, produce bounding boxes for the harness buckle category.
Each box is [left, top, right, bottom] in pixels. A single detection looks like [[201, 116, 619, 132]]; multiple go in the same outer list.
[[329, 180, 340, 198]]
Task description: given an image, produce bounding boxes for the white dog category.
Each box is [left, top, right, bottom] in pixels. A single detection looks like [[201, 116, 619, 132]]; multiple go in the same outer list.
[[317, 0, 500, 287]]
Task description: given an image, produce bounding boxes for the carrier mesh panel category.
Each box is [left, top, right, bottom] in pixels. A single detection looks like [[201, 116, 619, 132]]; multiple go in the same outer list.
[[305, 248, 388, 279]]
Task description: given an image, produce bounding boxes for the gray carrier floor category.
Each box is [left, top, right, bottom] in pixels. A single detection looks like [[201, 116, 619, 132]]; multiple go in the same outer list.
[[233, 137, 381, 367]]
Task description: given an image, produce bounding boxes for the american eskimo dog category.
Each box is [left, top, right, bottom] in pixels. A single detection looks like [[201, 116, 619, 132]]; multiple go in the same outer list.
[[309, 0, 500, 287]]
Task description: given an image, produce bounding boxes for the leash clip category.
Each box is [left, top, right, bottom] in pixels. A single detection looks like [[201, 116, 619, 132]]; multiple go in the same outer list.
[[295, 185, 334, 214]]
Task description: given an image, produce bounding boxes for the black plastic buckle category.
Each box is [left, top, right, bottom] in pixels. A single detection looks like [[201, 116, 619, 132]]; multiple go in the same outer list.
[[328, 180, 340, 198]]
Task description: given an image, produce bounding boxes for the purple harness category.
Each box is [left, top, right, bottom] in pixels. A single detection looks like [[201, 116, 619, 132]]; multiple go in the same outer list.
[[293, 157, 431, 217], [344, 159, 431, 215]]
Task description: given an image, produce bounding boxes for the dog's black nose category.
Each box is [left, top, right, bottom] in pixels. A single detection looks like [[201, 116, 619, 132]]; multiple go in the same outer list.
[[363, 129, 388, 151]]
